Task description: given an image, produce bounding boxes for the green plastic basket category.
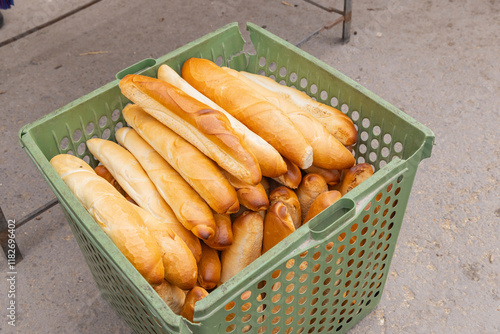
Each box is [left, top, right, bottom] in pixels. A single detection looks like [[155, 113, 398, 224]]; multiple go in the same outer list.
[[19, 22, 434, 334]]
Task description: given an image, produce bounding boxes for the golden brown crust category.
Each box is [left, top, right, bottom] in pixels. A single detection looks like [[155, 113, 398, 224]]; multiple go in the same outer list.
[[197, 243, 221, 290], [50, 154, 164, 286], [122, 105, 239, 214], [296, 173, 329, 223], [222, 170, 269, 212], [94, 165, 128, 197], [262, 202, 295, 253], [339, 163, 374, 195], [181, 286, 209, 322], [181, 58, 313, 169], [269, 186, 302, 230], [240, 72, 358, 146], [120, 74, 262, 185], [303, 190, 342, 224], [153, 280, 186, 315], [304, 166, 341, 186], [203, 213, 233, 251], [220, 211, 263, 283], [272, 157, 302, 189], [157, 64, 287, 178]]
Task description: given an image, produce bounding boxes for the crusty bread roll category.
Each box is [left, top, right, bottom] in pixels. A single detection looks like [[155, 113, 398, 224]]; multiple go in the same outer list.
[[262, 202, 295, 253], [181, 286, 209, 323], [338, 163, 374, 195], [197, 243, 221, 290], [269, 186, 301, 230], [240, 71, 358, 146], [203, 213, 233, 251], [303, 190, 342, 224], [50, 154, 164, 286], [153, 280, 186, 315], [133, 205, 198, 290], [87, 137, 216, 241], [181, 58, 313, 169], [296, 173, 329, 222], [122, 105, 239, 214], [116, 127, 217, 240], [220, 211, 263, 283], [157, 64, 287, 178], [222, 170, 269, 212], [94, 165, 128, 197], [304, 165, 341, 186], [119, 74, 261, 185], [272, 157, 302, 189], [227, 68, 355, 170]]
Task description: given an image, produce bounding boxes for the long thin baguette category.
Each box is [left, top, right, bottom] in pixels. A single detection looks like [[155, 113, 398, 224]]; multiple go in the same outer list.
[[271, 157, 302, 189], [122, 105, 239, 215], [50, 154, 164, 286], [240, 71, 358, 146], [221, 170, 269, 212], [181, 58, 313, 169], [116, 127, 217, 241], [87, 138, 216, 240], [203, 213, 233, 251], [119, 74, 261, 185], [227, 68, 355, 170], [157, 64, 287, 178]]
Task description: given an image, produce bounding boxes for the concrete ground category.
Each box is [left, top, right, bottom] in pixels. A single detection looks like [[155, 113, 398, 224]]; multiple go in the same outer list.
[[0, 0, 498, 333]]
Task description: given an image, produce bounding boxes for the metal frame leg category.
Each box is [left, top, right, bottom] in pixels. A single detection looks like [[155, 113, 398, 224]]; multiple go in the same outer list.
[[0, 206, 23, 263], [342, 0, 352, 43]]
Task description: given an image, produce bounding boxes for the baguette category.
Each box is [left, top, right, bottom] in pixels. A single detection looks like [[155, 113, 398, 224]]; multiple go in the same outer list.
[[240, 71, 358, 146], [338, 163, 374, 195], [87, 138, 216, 240], [197, 243, 221, 290], [181, 287, 209, 322], [222, 170, 269, 212], [94, 165, 128, 197], [133, 205, 198, 290], [269, 186, 301, 230], [304, 165, 341, 186], [228, 68, 355, 170], [271, 157, 302, 189], [203, 213, 233, 251], [153, 280, 186, 315], [181, 58, 313, 169], [50, 154, 164, 286], [220, 211, 263, 283], [296, 173, 329, 222], [303, 190, 342, 224], [157, 64, 287, 178], [116, 127, 217, 240], [122, 105, 239, 214], [262, 202, 295, 253], [119, 74, 261, 185]]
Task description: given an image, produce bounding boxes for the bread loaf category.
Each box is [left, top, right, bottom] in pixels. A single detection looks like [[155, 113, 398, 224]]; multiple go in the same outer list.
[[119, 74, 262, 185], [296, 173, 329, 222], [272, 157, 302, 189], [181, 286, 209, 322], [50, 154, 164, 286], [203, 213, 233, 251], [197, 243, 221, 290], [153, 280, 186, 315], [222, 170, 269, 212], [228, 68, 355, 170], [181, 58, 313, 169], [220, 211, 263, 283], [303, 190, 342, 224], [240, 71, 358, 146], [157, 64, 287, 178], [338, 163, 374, 195], [122, 105, 239, 214], [94, 165, 127, 197], [116, 127, 217, 240], [304, 165, 341, 186], [269, 186, 301, 230], [262, 202, 295, 253]]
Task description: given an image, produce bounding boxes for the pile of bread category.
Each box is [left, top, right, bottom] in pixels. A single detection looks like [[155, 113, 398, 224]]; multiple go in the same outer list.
[[50, 58, 374, 321]]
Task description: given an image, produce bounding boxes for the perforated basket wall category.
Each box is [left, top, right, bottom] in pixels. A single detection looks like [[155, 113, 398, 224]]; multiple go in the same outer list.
[[19, 23, 434, 334]]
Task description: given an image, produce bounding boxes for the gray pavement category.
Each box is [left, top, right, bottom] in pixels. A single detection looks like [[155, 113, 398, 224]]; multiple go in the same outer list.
[[0, 0, 499, 333]]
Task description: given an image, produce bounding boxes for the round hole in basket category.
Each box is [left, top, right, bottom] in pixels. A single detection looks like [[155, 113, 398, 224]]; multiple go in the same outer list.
[[215, 56, 224, 66], [269, 62, 277, 72], [320, 90, 328, 100], [290, 72, 298, 82], [341, 104, 349, 114], [86, 122, 95, 135], [241, 324, 252, 333], [300, 78, 308, 88], [279, 67, 287, 77], [77, 142, 86, 156], [102, 128, 111, 139], [310, 84, 318, 94]]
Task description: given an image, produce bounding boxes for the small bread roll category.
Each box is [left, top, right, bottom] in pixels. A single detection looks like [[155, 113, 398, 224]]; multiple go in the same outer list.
[[203, 213, 233, 251], [220, 211, 263, 283], [197, 243, 221, 290], [154, 280, 186, 315], [272, 157, 302, 189], [339, 163, 374, 195], [269, 186, 301, 230], [296, 173, 328, 222], [263, 202, 295, 253], [303, 190, 342, 224], [181, 287, 209, 322], [304, 166, 341, 186]]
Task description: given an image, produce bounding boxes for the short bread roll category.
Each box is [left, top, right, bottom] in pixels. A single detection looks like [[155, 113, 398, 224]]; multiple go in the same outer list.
[[263, 202, 295, 253], [296, 173, 329, 223], [303, 190, 342, 224], [338, 163, 374, 195], [153, 280, 186, 315], [269, 186, 301, 230]]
